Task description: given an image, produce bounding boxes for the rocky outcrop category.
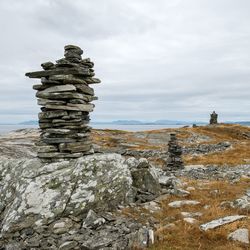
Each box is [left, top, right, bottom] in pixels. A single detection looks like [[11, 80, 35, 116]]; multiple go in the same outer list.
[[228, 228, 249, 244], [0, 153, 160, 249], [178, 164, 250, 181], [221, 188, 250, 211], [182, 141, 231, 155]]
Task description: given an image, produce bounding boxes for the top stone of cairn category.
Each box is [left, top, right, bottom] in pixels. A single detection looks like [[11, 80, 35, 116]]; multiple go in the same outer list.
[[25, 45, 93, 78]]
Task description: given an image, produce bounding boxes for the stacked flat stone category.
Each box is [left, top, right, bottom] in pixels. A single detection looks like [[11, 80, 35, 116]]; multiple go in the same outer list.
[[163, 133, 184, 171], [25, 45, 100, 162], [210, 111, 218, 125]]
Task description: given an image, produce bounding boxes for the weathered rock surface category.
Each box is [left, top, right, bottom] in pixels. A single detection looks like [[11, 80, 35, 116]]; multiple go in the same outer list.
[[221, 188, 250, 211], [0, 153, 160, 249], [178, 164, 250, 181], [227, 228, 249, 244], [182, 142, 231, 155], [168, 200, 200, 208], [200, 215, 247, 231]]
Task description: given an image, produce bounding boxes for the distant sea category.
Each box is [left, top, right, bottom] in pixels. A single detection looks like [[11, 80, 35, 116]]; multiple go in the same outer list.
[[0, 124, 186, 135]]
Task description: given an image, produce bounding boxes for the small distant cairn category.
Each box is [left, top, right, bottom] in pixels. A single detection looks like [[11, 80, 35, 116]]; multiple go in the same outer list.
[[163, 133, 184, 171], [25, 45, 100, 162], [210, 111, 218, 125]]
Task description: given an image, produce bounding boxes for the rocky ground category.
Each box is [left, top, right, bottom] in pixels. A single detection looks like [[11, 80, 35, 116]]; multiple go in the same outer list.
[[0, 124, 249, 249]]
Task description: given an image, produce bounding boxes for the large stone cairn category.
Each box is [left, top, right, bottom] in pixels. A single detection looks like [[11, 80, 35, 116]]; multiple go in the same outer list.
[[25, 45, 100, 162], [164, 133, 184, 171], [210, 111, 218, 125]]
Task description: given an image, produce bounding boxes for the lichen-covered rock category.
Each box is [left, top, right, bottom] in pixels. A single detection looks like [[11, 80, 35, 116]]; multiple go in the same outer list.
[[228, 228, 249, 244], [0, 153, 158, 249]]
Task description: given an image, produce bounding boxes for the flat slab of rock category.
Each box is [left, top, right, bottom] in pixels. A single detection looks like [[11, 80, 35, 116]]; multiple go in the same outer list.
[[183, 217, 198, 224], [200, 215, 247, 231], [38, 84, 76, 94], [185, 165, 206, 170], [181, 212, 202, 218], [25, 67, 90, 78], [168, 200, 200, 208], [45, 104, 94, 112], [228, 228, 249, 244]]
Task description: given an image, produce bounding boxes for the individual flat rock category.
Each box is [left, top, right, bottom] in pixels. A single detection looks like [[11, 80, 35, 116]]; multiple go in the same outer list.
[[84, 77, 101, 84], [37, 99, 66, 106], [37, 84, 76, 94], [64, 44, 83, 52], [45, 104, 94, 112], [59, 142, 92, 153], [82, 210, 106, 229], [62, 125, 90, 130], [41, 77, 61, 85], [39, 111, 68, 119], [25, 67, 90, 78], [168, 200, 200, 208], [49, 74, 87, 85], [183, 218, 198, 224], [41, 137, 78, 144], [44, 129, 73, 135], [37, 145, 58, 153], [64, 51, 82, 60], [59, 241, 78, 250], [76, 133, 90, 138], [227, 228, 249, 244], [131, 168, 161, 195], [36, 91, 90, 100], [55, 59, 82, 68], [69, 99, 87, 104], [200, 215, 247, 231], [39, 123, 53, 129], [80, 60, 94, 68], [33, 84, 47, 91], [41, 62, 54, 70], [74, 84, 94, 95]]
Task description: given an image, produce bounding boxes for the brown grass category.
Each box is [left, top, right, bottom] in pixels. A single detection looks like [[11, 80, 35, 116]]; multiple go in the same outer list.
[[92, 124, 250, 165], [188, 124, 250, 142], [184, 142, 250, 166], [122, 178, 250, 250]]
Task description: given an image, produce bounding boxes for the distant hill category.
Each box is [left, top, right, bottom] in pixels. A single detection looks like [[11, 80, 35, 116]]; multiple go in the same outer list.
[[110, 120, 206, 125], [19, 120, 38, 125], [15, 120, 250, 126], [230, 121, 250, 126]]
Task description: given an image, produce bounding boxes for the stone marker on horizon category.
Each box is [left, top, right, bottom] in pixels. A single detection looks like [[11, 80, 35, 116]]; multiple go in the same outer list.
[[210, 111, 218, 125]]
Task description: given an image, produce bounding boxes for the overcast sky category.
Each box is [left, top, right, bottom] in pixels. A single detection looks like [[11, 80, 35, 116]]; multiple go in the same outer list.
[[0, 0, 250, 123]]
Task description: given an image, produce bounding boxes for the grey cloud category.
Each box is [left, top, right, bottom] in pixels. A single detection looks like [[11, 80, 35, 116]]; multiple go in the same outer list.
[[0, 0, 250, 123]]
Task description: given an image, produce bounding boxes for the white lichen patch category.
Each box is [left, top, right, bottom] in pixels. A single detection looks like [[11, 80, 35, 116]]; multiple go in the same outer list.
[[24, 181, 59, 218], [0, 153, 138, 236]]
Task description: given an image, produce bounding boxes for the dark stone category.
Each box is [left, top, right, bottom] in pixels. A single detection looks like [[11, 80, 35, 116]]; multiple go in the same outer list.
[[131, 168, 161, 195], [41, 61, 55, 70], [39, 110, 68, 119], [25, 67, 90, 78], [59, 142, 92, 153], [36, 91, 90, 101], [84, 77, 101, 84], [210, 111, 218, 124], [163, 133, 184, 171], [49, 74, 88, 85], [41, 77, 62, 85]]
